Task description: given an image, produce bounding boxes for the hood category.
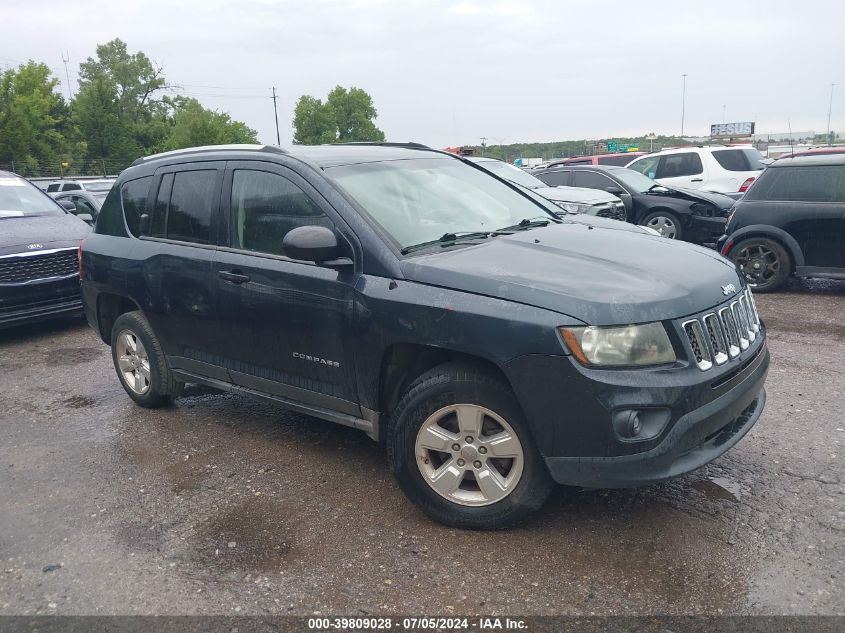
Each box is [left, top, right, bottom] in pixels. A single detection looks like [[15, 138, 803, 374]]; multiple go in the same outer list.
[[652, 186, 735, 209], [0, 213, 90, 257], [534, 185, 619, 205], [561, 214, 656, 236], [400, 223, 742, 325]]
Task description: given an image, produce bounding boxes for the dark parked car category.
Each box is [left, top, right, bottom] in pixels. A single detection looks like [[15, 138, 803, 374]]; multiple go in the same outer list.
[[80, 143, 769, 529], [534, 165, 735, 244], [719, 154, 845, 292], [0, 171, 91, 328], [53, 190, 107, 224]]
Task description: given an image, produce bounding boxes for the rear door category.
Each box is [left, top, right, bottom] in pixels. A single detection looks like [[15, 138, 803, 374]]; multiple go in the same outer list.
[[655, 152, 706, 190], [136, 162, 227, 380], [213, 160, 361, 415]]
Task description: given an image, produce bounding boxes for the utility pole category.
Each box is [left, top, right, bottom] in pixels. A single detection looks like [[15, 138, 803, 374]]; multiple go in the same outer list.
[[61, 51, 73, 101], [722, 104, 726, 123], [827, 83, 835, 146], [480, 136, 487, 156], [680, 73, 688, 138], [271, 87, 281, 146]]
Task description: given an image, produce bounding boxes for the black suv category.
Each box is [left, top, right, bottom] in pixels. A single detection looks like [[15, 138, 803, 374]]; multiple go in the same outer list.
[[80, 144, 769, 529], [719, 155, 845, 292], [535, 165, 735, 245]]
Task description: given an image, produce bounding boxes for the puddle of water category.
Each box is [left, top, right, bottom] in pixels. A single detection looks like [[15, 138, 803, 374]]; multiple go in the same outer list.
[[691, 476, 742, 502]]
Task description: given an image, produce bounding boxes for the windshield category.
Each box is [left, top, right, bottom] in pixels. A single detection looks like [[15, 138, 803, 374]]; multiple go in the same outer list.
[[328, 157, 553, 249], [82, 181, 114, 192], [0, 176, 63, 218], [475, 160, 548, 190], [613, 168, 662, 193]]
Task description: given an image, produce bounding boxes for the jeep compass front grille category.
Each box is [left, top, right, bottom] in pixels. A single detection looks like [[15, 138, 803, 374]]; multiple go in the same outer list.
[[0, 249, 78, 284], [681, 287, 760, 371]]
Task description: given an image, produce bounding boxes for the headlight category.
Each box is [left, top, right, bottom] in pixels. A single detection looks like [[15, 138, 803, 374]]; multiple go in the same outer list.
[[559, 323, 676, 367], [553, 201, 590, 214]]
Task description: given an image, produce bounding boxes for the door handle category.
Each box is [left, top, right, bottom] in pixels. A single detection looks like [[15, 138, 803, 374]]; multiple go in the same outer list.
[[690, 178, 704, 182], [218, 270, 251, 284]]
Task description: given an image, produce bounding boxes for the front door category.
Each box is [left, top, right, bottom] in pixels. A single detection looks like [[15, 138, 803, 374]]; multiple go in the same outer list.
[[213, 161, 360, 415]]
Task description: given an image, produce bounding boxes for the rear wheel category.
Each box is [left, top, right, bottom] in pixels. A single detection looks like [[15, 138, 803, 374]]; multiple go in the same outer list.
[[388, 363, 553, 530], [640, 210, 683, 240], [111, 311, 183, 407], [730, 237, 790, 292]]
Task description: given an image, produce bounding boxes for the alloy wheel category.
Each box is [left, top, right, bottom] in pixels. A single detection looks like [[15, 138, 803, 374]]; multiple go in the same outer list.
[[735, 243, 781, 287], [415, 404, 524, 507], [115, 329, 151, 395]]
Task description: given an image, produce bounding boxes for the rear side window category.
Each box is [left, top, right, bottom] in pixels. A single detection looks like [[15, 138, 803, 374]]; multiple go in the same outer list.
[[537, 171, 570, 187], [230, 169, 330, 257], [712, 149, 766, 171], [47, 183, 60, 192], [62, 183, 82, 191], [744, 166, 845, 203], [120, 176, 153, 236], [163, 170, 217, 244], [656, 153, 703, 178], [628, 156, 659, 178], [573, 171, 615, 190]]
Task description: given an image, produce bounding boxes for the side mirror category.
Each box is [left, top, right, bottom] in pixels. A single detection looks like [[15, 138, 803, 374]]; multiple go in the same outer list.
[[58, 199, 77, 213], [77, 213, 94, 224], [283, 226, 347, 265], [605, 186, 624, 195]]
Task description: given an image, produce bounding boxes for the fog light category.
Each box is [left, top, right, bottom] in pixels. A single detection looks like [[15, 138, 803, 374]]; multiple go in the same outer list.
[[612, 408, 671, 442], [614, 410, 642, 438]]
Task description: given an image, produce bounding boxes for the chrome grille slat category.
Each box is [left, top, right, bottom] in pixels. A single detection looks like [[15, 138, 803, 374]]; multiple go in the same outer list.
[[681, 288, 762, 371], [0, 249, 78, 284]]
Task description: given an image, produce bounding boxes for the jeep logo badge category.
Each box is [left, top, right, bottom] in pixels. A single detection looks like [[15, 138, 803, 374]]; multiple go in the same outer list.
[[721, 283, 737, 296], [26, 243, 43, 250]]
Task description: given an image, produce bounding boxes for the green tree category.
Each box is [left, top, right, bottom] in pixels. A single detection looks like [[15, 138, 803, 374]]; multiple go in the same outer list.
[[0, 62, 72, 174], [158, 96, 258, 150], [292, 85, 384, 144], [74, 38, 168, 162]]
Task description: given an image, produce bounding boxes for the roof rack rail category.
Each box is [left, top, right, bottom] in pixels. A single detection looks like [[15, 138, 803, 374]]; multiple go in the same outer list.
[[130, 144, 288, 166], [329, 141, 431, 149]]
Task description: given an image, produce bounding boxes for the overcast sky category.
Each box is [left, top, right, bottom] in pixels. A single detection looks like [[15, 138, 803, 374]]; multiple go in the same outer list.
[[4, 0, 843, 148]]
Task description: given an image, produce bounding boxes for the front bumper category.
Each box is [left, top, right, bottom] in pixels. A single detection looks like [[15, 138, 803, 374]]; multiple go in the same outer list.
[[688, 215, 727, 245], [0, 275, 82, 328]]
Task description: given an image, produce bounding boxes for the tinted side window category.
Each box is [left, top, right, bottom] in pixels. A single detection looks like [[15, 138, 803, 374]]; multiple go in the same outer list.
[[62, 183, 82, 191], [537, 171, 570, 187], [150, 173, 173, 238], [166, 170, 216, 244], [657, 153, 703, 178], [712, 149, 749, 171], [745, 166, 845, 203], [628, 156, 659, 178], [573, 171, 615, 190], [120, 176, 153, 236], [598, 155, 636, 166], [231, 169, 330, 257], [47, 184, 60, 192]]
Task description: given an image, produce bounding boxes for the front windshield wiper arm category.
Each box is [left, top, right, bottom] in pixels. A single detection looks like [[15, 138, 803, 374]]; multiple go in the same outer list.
[[400, 231, 491, 255], [493, 217, 553, 234]]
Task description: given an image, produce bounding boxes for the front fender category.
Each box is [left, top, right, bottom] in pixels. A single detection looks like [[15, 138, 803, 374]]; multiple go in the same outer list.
[[724, 224, 804, 268]]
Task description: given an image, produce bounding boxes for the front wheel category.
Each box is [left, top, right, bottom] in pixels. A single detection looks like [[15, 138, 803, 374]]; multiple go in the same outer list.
[[639, 210, 683, 240], [730, 237, 791, 292], [388, 363, 553, 530]]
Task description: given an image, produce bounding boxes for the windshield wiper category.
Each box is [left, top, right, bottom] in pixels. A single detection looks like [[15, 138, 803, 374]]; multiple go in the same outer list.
[[493, 217, 552, 233], [400, 231, 491, 255]]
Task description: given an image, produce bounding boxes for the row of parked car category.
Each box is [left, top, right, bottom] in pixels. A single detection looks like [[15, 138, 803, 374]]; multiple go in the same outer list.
[[0, 140, 840, 528]]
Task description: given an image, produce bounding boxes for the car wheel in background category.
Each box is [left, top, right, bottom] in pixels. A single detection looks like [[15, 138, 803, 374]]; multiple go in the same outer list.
[[111, 311, 183, 407], [730, 237, 791, 293], [388, 363, 553, 530], [639, 210, 683, 240]]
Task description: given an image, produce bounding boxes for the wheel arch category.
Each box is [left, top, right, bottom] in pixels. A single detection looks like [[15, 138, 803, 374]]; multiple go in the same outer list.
[[637, 205, 686, 226], [96, 293, 143, 345], [377, 342, 512, 423], [724, 225, 804, 270]]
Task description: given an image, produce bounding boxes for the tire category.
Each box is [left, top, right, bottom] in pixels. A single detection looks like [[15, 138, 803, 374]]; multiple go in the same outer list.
[[639, 210, 683, 240], [729, 237, 791, 292], [387, 362, 553, 530], [110, 311, 183, 408]]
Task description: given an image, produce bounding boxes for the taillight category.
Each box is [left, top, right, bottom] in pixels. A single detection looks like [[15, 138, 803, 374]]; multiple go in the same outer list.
[[721, 238, 734, 256], [78, 237, 86, 278], [739, 177, 755, 193]]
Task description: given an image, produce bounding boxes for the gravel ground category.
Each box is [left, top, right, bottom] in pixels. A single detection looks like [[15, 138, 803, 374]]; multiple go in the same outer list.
[[0, 278, 842, 616]]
